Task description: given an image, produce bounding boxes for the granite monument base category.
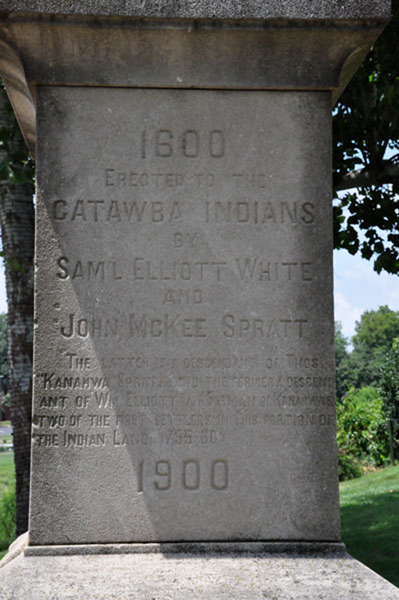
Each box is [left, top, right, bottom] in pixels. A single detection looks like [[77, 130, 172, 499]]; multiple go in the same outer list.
[[1, 538, 398, 599]]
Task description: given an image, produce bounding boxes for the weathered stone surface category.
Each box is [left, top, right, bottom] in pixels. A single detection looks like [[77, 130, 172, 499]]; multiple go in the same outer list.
[[0, 7, 394, 597], [24, 541, 347, 556], [0, 0, 391, 20], [1, 550, 399, 599], [0, 532, 28, 568], [30, 86, 338, 546], [0, 24, 380, 100], [0, 3, 389, 154]]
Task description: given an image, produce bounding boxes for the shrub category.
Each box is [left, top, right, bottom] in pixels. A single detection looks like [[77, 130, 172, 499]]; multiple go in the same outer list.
[[380, 338, 399, 462], [0, 486, 16, 553], [337, 386, 389, 480], [337, 448, 363, 481]]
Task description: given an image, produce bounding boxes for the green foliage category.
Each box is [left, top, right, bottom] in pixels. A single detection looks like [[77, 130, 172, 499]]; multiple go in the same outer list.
[[0, 486, 15, 553], [380, 338, 399, 461], [335, 308, 399, 398], [333, 0, 399, 274], [0, 452, 14, 495], [340, 465, 399, 587], [380, 337, 399, 419], [0, 313, 8, 378], [352, 306, 399, 355], [337, 448, 362, 482], [0, 85, 34, 186], [0, 453, 15, 557], [0, 314, 8, 414], [351, 306, 399, 388], [336, 386, 389, 480], [1, 394, 9, 409], [335, 322, 356, 400]]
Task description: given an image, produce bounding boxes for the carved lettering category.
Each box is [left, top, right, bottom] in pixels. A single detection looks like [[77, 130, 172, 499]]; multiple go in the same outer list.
[[235, 258, 312, 282], [106, 170, 185, 188], [140, 129, 225, 159], [134, 459, 229, 492], [162, 289, 202, 305], [132, 259, 227, 282], [63, 432, 106, 447], [222, 315, 307, 338], [57, 258, 123, 281], [53, 199, 182, 223], [129, 314, 207, 339], [205, 200, 315, 224], [173, 232, 198, 248]]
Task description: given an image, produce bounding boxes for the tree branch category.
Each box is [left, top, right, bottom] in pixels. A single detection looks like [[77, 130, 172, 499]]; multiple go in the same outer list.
[[334, 160, 399, 192]]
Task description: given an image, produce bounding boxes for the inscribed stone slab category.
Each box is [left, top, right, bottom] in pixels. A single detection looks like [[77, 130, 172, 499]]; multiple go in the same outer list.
[[30, 87, 339, 545]]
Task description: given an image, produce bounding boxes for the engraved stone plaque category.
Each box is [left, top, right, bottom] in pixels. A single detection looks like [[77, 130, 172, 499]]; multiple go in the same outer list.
[[30, 87, 340, 545]]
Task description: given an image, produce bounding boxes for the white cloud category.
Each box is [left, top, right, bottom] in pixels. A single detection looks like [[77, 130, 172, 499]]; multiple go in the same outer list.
[[387, 289, 399, 311], [334, 291, 363, 340], [334, 248, 399, 342]]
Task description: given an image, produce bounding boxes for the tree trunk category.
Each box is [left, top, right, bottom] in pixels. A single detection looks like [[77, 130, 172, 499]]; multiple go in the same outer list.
[[0, 88, 34, 535]]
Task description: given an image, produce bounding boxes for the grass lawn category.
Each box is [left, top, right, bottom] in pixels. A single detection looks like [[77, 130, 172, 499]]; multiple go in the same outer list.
[[340, 464, 399, 588], [0, 452, 15, 559], [0, 436, 13, 445], [0, 452, 15, 495], [0, 422, 13, 449]]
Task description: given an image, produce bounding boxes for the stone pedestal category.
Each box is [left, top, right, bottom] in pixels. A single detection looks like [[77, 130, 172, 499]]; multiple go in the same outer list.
[[30, 85, 338, 545], [0, 1, 396, 597], [2, 539, 399, 599]]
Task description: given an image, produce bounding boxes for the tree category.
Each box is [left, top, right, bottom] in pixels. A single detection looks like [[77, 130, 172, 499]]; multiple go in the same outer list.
[[350, 306, 399, 389], [0, 85, 34, 535], [333, 0, 399, 274], [335, 308, 399, 398], [336, 386, 389, 479], [0, 313, 8, 378], [380, 338, 399, 463], [335, 322, 356, 401]]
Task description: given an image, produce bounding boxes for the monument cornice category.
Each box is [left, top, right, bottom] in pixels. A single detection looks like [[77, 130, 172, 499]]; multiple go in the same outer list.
[[0, 0, 391, 21], [0, 6, 390, 156]]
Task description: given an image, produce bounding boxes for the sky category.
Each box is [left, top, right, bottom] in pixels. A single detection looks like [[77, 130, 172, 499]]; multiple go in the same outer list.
[[334, 249, 399, 340], [0, 248, 398, 343], [332, 149, 399, 341]]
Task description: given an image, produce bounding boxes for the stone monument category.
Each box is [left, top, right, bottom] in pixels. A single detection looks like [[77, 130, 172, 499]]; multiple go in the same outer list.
[[0, 2, 398, 598]]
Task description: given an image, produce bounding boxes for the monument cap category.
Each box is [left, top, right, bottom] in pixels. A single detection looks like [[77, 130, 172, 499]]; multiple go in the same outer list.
[[0, 0, 392, 20]]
